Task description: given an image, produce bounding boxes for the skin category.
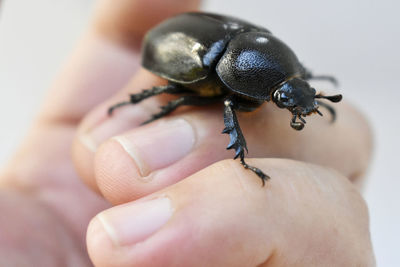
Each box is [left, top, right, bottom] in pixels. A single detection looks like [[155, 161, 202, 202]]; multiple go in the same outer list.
[[0, 0, 375, 266]]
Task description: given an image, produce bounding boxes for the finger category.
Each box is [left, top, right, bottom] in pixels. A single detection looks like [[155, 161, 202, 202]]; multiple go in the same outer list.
[[38, 0, 201, 125], [2, 0, 201, 240], [73, 73, 372, 202], [3, 0, 201, 189], [34, 0, 200, 192], [72, 70, 165, 193], [86, 159, 375, 267]]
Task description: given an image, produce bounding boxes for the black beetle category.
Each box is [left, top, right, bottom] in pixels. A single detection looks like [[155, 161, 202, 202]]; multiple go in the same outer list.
[[109, 12, 342, 184]]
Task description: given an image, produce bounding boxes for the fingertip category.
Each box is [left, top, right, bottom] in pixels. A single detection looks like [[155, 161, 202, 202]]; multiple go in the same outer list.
[[87, 216, 117, 267], [92, 115, 202, 204], [94, 138, 144, 204], [71, 69, 166, 199]]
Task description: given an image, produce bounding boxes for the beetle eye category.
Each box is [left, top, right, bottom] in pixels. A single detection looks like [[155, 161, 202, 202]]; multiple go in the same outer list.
[[273, 90, 280, 101], [280, 92, 289, 102], [273, 90, 289, 103]]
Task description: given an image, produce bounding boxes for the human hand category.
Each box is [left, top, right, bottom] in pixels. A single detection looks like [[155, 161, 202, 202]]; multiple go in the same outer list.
[[0, 0, 375, 265], [0, 0, 199, 266], [76, 75, 375, 266], [66, 2, 374, 267]]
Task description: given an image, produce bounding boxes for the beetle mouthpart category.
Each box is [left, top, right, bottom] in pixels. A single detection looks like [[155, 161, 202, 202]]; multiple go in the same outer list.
[[272, 89, 287, 109], [315, 94, 343, 103], [298, 115, 306, 124], [290, 121, 304, 131], [290, 113, 305, 131]]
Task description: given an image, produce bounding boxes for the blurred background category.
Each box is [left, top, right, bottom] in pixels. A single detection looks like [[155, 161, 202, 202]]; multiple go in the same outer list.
[[0, 0, 399, 265]]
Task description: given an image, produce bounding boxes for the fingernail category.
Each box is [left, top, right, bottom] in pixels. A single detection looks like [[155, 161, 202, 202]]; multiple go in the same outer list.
[[97, 197, 173, 246], [80, 105, 150, 152], [113, 118, 195, 177]]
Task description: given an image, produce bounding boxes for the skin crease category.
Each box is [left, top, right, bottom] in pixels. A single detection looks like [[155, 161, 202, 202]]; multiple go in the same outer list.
[[0, 0, 374, 266]]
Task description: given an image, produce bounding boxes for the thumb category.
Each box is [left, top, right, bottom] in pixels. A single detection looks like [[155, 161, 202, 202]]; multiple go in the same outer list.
[[86, 159, 375, 267]]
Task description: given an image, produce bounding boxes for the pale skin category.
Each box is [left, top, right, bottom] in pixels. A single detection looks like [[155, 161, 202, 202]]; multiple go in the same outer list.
[[0, 0, 375, 266]]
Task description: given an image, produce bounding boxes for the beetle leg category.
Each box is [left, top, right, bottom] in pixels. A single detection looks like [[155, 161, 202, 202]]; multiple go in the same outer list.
[[316, 100, 336, 122], [142, 95, 222, 125], [223, 97, 269, 185], [108, 83, 188, 115]]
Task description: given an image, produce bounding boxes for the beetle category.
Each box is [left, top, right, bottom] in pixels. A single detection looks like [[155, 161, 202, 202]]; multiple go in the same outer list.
[[108, 12, 342, 184]]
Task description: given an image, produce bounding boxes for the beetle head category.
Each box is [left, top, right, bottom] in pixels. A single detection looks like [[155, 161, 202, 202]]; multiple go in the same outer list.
[[272, 78, 342, 130]]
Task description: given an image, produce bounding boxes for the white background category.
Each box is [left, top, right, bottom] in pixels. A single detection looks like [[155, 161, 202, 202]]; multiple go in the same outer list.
[[1, 0, 399, 266]]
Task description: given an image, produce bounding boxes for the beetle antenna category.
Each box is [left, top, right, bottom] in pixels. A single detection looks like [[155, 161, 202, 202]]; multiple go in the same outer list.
[[315, 94, 343, 103]]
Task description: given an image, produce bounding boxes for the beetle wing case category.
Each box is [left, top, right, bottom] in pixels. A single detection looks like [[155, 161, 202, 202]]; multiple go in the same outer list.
[[216, 32, 304, 100], [142, 12, 269, 84]]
